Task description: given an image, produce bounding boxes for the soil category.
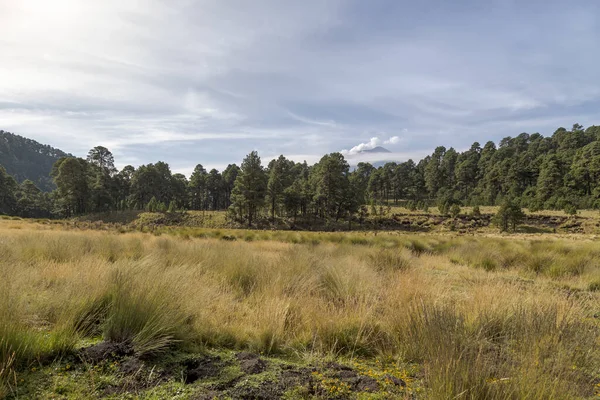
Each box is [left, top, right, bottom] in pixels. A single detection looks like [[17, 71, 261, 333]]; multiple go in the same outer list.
[[79, 341, 134, 363], [236, 352, 267, 375], [326, 362, 379, 392], [74, 344, 410, 399], [184, 355, 225, 383]]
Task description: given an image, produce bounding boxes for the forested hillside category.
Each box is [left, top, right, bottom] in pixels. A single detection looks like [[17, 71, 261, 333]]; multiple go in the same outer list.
[[2, 123, 600, 221], [0, 130, 70, 191]]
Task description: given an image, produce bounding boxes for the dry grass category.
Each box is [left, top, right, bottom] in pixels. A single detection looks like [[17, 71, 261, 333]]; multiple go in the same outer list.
[[0, 220, 599, 398]]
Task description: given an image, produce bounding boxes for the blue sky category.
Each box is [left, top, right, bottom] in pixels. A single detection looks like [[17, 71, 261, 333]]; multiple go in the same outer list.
[[1, 0, 599, 175]]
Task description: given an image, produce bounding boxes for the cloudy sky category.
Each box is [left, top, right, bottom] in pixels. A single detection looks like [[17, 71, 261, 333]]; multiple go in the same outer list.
[[1, 0, 600, 174]]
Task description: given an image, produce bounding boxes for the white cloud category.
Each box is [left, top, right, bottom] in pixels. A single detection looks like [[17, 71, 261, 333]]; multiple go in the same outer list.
[[1, 0, 600, 173], [345, 151, 431, 166], [341, 137, 381, 155], [341, 134, 405, 156], [384, 136, 400, 145]]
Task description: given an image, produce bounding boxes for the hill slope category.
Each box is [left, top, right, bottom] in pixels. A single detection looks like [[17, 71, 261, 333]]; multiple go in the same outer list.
[[0, 130, 71, 191]]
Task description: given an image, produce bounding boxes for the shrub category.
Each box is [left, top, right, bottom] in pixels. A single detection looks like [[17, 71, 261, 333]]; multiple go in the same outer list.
[[564, 204, 577, 216], [493, 199, 525, 232], [437, 202, 449, 216], [471, 205, 481, 217], [449, 204, 461, 218]]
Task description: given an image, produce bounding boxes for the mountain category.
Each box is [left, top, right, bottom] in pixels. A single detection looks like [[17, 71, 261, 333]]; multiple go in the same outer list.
[[360, 146, 391, 154], [0, 130, 71, 191]]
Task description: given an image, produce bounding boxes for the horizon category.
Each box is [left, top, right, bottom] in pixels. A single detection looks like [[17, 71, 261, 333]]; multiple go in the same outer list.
[[2, 1, 600, 175]]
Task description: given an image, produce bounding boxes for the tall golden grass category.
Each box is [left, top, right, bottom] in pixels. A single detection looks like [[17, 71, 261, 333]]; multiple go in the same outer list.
[[0, 220, 599, 398]]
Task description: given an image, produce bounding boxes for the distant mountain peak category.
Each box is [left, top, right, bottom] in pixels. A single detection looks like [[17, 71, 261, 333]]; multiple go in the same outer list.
[[360, 146, 391, 154]]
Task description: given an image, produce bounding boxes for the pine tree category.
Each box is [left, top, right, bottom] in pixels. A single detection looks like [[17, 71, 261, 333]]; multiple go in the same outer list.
[[230, 151, 267, 226], [266, 155, 292, 220], [311, 153, 350, 221], [493, 199, 525, 232], [188, 164, 207, 210], [0, 165, 17, 215], [51, 157, 90, 216]]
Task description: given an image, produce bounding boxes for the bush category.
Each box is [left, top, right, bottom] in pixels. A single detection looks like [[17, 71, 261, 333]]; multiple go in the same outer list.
[[564, 204, 577, 216], [449, 204, 461, 218], [437, 202, 449, 216], [493, 199, 525, 232], [471, 205, 481, 217]]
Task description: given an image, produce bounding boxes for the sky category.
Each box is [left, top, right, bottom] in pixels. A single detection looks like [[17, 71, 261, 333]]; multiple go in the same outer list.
[[1, 0, 600, 175]]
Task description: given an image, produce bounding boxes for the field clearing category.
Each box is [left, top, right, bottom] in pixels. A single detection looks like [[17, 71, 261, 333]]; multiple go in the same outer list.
[[1, 219, 600, 399]]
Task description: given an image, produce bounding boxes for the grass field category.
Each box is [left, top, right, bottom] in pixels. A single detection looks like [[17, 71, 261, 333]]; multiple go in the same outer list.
[[57, 205, 600, 236], [1, 219, 600, 399]]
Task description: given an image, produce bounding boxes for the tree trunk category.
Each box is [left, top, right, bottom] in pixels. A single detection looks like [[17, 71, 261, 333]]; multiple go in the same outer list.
[[271, 197, 275, 221]]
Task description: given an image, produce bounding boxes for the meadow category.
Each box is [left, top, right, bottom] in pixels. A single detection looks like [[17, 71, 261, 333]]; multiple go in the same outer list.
[[1, 219, 600, 399]]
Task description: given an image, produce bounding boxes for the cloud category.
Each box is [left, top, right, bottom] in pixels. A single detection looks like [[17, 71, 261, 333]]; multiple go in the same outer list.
[[341, 134, 404, 155], [384, 136, 400, 145], [345, 151, 431, 167], [341, 137, 381, 155], [2, 0, 600, 175]]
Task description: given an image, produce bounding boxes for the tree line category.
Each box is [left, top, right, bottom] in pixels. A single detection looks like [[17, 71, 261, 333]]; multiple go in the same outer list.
[[2, 123, 600, 222]]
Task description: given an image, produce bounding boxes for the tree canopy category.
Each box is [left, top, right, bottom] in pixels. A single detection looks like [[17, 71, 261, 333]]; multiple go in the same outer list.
[[2, 123, 600, 221]]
